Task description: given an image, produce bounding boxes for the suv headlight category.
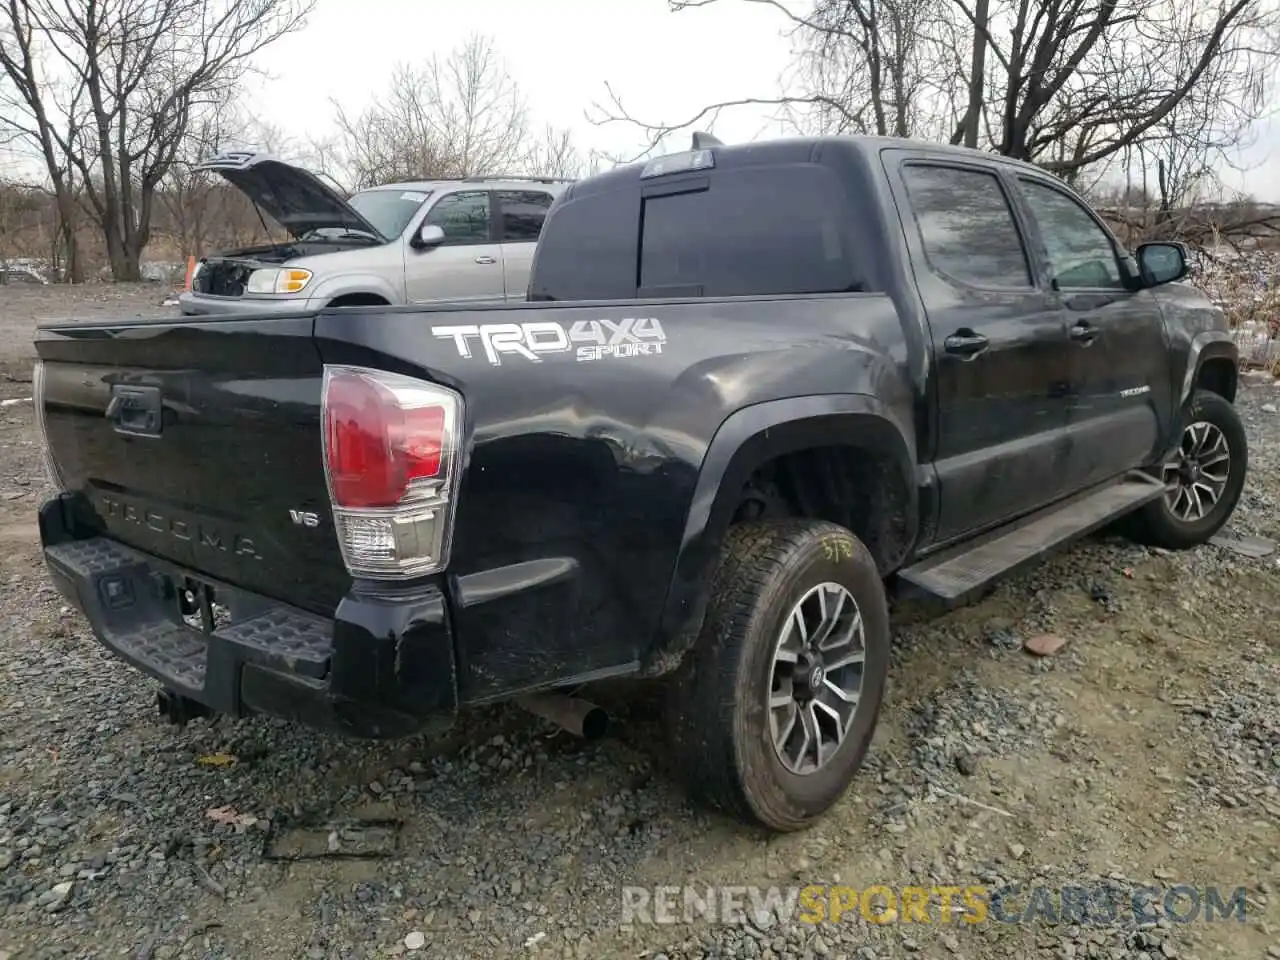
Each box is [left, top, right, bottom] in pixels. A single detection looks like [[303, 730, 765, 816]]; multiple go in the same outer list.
[[246, 267, 313, 295]]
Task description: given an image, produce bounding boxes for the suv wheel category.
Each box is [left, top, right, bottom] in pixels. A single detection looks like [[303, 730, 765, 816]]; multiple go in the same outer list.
[[665, 519, 890, 832], [1126, 389, 1248, 549]]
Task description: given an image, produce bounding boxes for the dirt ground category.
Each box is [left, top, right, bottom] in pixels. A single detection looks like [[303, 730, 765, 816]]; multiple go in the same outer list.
[[0, 283, 1276, 960]]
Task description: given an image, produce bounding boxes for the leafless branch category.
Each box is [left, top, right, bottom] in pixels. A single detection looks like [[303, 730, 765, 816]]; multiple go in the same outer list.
[[589, 0, 1280, 195], [0, 0, 313, 280]]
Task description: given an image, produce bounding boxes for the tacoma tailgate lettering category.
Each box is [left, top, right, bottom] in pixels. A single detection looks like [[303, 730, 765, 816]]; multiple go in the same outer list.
[[100, 493, 263, 560]]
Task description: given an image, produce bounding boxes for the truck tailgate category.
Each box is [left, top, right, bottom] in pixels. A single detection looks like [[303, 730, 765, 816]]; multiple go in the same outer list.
[[35, 315, 349, 616]]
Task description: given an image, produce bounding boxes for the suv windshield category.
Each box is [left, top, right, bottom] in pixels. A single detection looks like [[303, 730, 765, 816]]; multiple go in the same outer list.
[[347, 188, 434, 239]]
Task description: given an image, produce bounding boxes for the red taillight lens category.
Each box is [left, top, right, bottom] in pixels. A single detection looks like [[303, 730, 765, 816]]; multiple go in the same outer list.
[[321, 365, 463, 580], [323, 370, 449, 508], [325, 373, 394, 508], [396, 405, 446, 481]]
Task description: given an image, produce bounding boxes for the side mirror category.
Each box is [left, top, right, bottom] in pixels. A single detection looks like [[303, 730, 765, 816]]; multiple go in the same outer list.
[[1136, 241, 1188, 287], [410, 224, 445, 250]]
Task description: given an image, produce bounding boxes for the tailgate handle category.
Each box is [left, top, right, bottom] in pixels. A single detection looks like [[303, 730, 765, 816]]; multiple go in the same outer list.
[[106, 384, 163, 437]]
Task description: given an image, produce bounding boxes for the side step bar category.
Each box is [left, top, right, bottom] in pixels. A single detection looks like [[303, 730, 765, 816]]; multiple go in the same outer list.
[[895, 473, 1166, 606]]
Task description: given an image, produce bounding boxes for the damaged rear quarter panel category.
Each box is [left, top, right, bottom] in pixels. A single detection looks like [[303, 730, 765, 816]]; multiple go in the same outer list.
[[313, 295, 913, 701]]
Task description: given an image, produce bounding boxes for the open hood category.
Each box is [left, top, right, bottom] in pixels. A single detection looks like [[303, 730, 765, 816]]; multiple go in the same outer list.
[[195, 151, 386, 241]]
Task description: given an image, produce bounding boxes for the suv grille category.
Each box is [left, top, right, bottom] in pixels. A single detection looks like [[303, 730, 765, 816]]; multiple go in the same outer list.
[[195, 261, 254, 297]]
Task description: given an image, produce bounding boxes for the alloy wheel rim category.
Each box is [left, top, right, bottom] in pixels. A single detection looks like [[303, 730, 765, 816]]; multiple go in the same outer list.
[[1160, 420, 1231, 522], [768, 582, 867, 776]]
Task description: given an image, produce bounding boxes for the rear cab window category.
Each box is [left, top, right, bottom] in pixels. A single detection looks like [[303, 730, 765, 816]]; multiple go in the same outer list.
[[637, 166, 857, 298], [528, 147, 869, 302]]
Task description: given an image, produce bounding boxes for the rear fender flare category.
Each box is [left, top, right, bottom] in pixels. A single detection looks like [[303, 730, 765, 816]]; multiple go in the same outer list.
[[646, 394, 917, 673]]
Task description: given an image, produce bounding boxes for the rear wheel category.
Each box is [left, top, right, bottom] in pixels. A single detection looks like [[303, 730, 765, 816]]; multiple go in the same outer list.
[[1125, 389, 1248, 549], [665, 519, 890, 832]]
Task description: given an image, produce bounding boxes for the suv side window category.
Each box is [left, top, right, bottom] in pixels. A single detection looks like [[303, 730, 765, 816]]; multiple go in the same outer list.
[[1017, 178, 1123, 289], [497, 190, 554, 242], [422, 191, 492, 244], [901, 163, 1032, 288]]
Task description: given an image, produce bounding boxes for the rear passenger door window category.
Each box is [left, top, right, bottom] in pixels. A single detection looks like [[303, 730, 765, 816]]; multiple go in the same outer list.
[[901, 164, 1032, 288], [496, 190, 554, 242], [1016, 178, 1124, 289], [422, 191, 492, 244]]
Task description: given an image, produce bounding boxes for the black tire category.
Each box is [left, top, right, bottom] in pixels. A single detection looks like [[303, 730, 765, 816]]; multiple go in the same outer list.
[[665, 519, 890, 833], [1124, 389, 1248, 550]]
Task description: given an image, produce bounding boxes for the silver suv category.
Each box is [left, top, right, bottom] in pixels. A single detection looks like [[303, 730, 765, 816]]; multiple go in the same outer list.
[[179, 152, 572, 316]]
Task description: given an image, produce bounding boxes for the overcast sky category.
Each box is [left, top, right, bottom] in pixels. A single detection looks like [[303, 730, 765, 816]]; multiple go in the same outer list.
[[246, 0, 1280, 201], [247, 0, 799, 164], [2, 0, 1276, 201]]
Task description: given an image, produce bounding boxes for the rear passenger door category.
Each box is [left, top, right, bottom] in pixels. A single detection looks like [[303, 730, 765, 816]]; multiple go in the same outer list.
[[889, 157, 1072, 543], [1012, 175, 1172, 489], [404, 190, 506, 304], [495, 189, 555, 300]]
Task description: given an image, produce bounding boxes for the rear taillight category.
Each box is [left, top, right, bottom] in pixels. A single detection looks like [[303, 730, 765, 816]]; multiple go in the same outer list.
[[32, 360, 65, 492], [321, 365, 463, 580]]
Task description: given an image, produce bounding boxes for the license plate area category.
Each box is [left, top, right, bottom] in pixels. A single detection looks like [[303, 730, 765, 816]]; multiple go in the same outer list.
[[156, 571, 236, 635]]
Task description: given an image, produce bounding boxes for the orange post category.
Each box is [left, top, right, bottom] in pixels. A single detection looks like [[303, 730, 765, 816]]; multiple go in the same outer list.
[[183, 255, 196, 291]]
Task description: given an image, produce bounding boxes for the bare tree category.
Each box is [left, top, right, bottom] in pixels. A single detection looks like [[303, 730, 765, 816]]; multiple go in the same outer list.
[[589, 0, 1280, 188], [966, 0, 1276, 174], [0, 0, 89, 279], [524, 124, 592, 179], [157, 102, 240, 260], [297, 131, 345, 187], [334, 34, 534, 187], [0, 176, 44, 274], [333, 64, 462, 189], [792, 0, 943, 138], [333, 34, 590, 187], [0, 0, 313, 282], [587, 0, 952, 157]]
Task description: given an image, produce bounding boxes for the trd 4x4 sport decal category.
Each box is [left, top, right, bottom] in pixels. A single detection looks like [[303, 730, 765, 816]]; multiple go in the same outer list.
[[431, 318, 666, 366]]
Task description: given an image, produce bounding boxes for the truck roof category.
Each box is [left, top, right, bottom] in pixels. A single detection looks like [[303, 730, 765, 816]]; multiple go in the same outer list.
[[571, 133, 1042, 197]]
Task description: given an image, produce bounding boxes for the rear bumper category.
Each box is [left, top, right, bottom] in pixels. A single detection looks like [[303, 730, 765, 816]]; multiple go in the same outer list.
[[38, 495, 457, 739]]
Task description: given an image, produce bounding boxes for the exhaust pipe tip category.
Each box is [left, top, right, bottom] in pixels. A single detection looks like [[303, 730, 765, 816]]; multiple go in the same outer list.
[[516, 693, 610, 741], [579, 703, 609, 741]]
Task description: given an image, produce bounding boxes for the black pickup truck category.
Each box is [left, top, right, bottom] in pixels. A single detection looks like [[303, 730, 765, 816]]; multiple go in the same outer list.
[[33, 134, 1246, 833]]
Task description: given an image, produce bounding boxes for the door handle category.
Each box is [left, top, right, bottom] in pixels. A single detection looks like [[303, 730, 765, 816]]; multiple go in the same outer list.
[[943, 330, 990, 357], [474, 256, 497, 265], [1070, 321, 1099, 344]]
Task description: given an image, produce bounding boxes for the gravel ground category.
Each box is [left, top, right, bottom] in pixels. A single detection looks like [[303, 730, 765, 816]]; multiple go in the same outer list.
[[0, 284, 1278, 960]]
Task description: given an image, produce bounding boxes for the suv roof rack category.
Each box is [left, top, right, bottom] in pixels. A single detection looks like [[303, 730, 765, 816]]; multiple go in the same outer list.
[[433, 174, 576, 184]]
